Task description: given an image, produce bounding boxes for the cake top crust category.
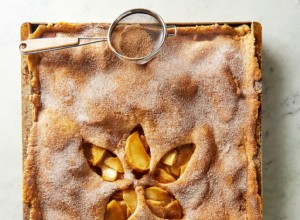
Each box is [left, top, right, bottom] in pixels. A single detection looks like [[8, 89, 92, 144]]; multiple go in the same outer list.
[[23, 22, 262, 220]]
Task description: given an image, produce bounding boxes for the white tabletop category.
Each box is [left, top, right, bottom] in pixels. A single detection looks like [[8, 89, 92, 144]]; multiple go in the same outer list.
[[0, 0, 299, 219]]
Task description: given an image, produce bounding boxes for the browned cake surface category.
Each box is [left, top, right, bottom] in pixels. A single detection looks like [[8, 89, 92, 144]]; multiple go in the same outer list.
[[22, 22, 262, 220]]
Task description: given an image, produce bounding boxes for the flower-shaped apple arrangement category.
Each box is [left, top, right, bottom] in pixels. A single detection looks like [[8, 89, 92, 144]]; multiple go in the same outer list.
[[83, 127, 195, 220]]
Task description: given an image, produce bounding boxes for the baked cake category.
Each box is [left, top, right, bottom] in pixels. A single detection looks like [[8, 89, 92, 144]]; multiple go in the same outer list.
[[21, 22, 262, 220]]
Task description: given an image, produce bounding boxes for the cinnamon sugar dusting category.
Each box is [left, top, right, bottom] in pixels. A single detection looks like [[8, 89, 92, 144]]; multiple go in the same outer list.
[[24, 23, 262, 219]]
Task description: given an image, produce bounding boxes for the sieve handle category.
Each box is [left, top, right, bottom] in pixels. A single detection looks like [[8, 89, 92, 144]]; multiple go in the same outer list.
[[19, 37, 107, 54]]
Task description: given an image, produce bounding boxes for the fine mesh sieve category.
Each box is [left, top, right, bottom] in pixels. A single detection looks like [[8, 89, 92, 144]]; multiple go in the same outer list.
[[19, 9, 177, 64]]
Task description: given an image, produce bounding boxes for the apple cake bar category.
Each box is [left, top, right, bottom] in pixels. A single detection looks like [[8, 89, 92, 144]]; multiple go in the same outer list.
[[21, 22, 262, 220]]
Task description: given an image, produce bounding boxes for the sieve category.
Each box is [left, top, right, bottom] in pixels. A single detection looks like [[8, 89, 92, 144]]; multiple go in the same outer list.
[[19, 9, 177, 64]]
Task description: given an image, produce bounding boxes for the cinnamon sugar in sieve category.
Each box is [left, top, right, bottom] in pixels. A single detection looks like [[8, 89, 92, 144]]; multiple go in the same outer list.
[[110, 25, 163, 59]]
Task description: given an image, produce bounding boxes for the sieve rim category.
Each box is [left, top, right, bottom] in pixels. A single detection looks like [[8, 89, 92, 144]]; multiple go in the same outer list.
[[107, 8, 167, 62]]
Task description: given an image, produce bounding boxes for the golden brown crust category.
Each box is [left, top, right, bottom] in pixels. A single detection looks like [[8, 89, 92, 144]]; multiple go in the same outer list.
[[22, 22, 262, 220], [21, 23, 34, 220]]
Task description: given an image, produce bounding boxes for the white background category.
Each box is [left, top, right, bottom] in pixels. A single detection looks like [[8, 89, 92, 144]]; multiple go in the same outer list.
[[0, 0, 299, 219]]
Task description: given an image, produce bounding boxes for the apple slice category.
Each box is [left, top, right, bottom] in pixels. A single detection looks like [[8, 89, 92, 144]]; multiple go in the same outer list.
[[161, 150, 178, 166], [104, 157, 124, 173], [144, 187, 172, 205], [117, 201, 127, 217], [155, 168, 176, 183], [180, 163, 188, 175], [146, 200, 165, 218], [85, 145, 107, 166], [105, 200, 125, 220], [101, 164, 118, 182], [123, 189, 137, 214], [169, 164, 180, 177], [164, 200, 183, 219], [157, 163, 179, 180], [146, 199, 165, 206], [125, 131, 150, 172], [177, 144, 194, 166]]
